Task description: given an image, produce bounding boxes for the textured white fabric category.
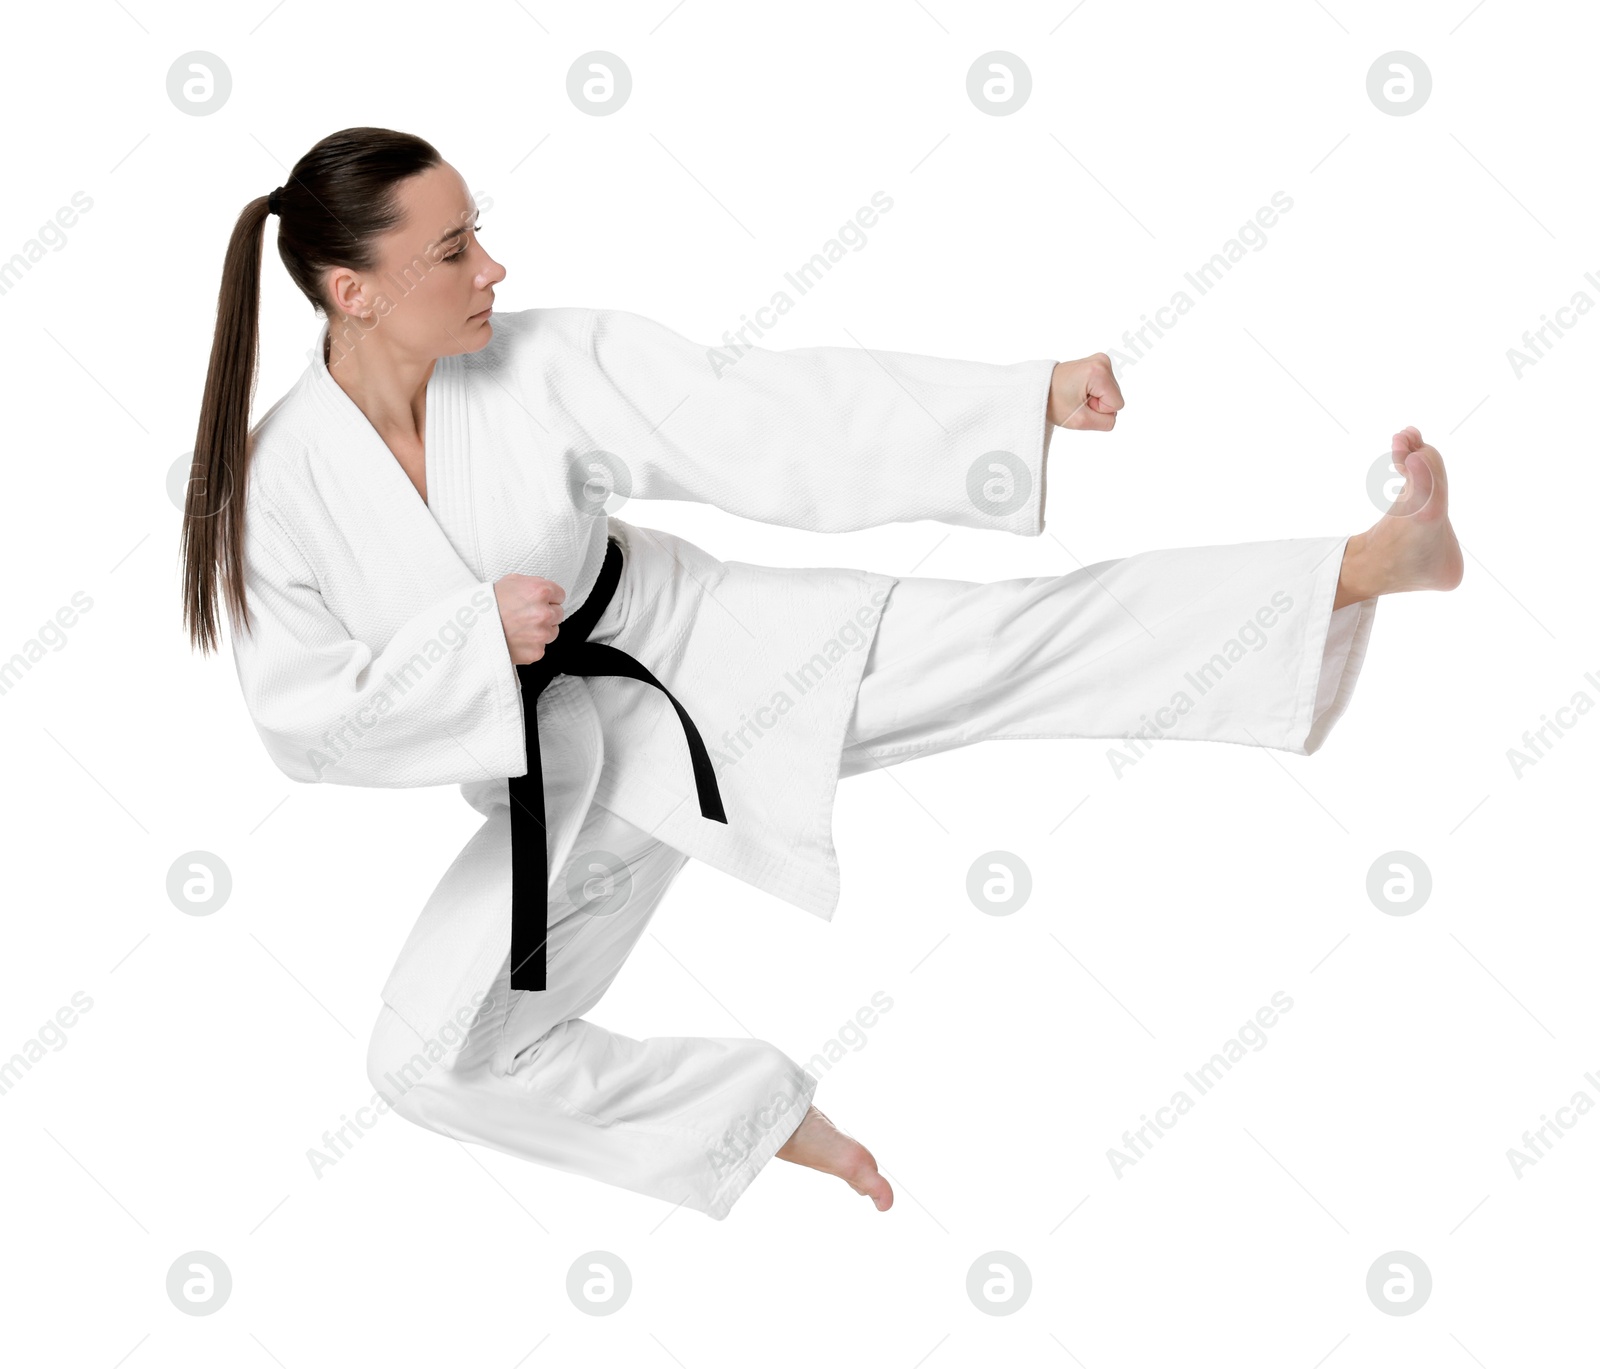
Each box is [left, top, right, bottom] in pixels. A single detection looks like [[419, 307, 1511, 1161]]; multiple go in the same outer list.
[[231, 307, 1056, 1051], [362, 536, 1375, 1221], [365, 801, 814, 1223], [840, 536, 1376, 773], [233, 300, 1384, 1222]]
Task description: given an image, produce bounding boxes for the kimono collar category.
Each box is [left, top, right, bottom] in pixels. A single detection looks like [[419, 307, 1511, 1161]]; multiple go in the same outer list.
[[303, 316, 485, 590]]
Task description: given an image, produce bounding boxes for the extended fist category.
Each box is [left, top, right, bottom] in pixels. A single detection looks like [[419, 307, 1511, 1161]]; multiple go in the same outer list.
[[1047, 354, 1124, 432], [494, 573, 566, 665]]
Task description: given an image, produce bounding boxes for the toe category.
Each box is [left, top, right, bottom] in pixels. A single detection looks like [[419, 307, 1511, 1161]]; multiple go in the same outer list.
[[1418, 442, 1449, 498], [855, 1165, 894, 1210], [1403, 449, 1434, 501]]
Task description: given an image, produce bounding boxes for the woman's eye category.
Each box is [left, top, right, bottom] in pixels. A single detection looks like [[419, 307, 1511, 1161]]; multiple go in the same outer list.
[[445, 224, 483, 263]]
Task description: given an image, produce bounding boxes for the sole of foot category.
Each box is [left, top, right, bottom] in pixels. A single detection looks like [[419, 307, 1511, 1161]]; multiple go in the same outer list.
[[775, 1105, 894, 1211]]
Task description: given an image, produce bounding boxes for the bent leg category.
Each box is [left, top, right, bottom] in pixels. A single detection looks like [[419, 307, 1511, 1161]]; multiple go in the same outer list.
[[841, 535, 1376, 776], [366, 804, 815, 1221]]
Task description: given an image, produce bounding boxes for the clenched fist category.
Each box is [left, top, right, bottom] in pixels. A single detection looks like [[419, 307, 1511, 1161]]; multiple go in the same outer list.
[[1047, 353, 1124, 432], [494, 573, 566, 665]]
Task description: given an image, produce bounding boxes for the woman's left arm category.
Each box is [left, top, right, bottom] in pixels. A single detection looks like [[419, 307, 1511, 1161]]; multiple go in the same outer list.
[[579, 306, 1118, 537]]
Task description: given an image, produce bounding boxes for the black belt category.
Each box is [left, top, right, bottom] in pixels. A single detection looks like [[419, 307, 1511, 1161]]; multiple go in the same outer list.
[[507, 536, 727, 991]]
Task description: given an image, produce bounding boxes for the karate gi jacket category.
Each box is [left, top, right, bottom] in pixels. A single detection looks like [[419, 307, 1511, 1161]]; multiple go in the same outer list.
[[231, 307, 1057, 1056]]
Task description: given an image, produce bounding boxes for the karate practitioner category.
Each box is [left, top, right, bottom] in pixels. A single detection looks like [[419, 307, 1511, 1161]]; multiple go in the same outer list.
[[181, 128, 1463, 1222]]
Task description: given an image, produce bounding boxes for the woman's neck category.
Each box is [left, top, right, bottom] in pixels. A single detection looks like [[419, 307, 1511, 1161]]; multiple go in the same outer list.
[[325, 322, 436, 442]]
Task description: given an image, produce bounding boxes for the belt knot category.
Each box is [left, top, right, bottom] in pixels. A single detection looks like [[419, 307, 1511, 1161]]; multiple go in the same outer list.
[[506, 536, 727, 991]]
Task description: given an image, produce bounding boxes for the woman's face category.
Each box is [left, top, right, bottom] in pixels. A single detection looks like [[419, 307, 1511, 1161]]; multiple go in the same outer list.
[[322, 161, 505, 362]]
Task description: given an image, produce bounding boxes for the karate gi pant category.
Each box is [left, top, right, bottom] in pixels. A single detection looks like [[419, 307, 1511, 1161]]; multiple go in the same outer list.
[[365, 534, 1376, 1220]]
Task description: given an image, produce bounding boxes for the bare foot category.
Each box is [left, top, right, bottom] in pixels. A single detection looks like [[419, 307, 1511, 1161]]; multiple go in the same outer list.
[[775, 1105, 894, 1211], [1335, 427, 1464, 608]]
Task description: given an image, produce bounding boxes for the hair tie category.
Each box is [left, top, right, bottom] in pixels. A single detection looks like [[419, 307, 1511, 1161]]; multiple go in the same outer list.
[[266, 185, 284, 216]]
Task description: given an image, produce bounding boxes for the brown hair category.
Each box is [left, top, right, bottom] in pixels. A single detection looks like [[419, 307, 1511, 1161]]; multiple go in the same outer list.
[[180, 126, 441, 653]]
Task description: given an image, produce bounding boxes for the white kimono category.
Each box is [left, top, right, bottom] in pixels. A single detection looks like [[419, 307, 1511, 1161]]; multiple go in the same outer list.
[[237, 308, 1379, 1219], [232, 307, 1059, 1060]]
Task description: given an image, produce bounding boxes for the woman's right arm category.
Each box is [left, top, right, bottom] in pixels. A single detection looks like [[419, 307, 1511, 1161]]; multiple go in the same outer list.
[[230, 493, 533, 789]]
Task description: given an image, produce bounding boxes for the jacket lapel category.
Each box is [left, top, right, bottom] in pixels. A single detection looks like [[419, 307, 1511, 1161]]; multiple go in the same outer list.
[[306, 319, 482, 596]]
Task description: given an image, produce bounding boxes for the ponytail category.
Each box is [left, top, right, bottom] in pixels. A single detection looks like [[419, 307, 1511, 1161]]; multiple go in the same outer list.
[[180, 193, 271, 654], [180, 126, 442, 654]]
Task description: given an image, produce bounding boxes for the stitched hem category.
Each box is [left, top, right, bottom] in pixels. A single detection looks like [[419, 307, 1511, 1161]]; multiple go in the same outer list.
[[1302, 595, 1377, 755], [700, 1070, 819, 1221], [1281, 535, 1346, 751]]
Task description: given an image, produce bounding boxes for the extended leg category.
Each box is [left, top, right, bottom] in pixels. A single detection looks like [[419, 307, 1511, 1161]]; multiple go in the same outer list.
[[842, 532, 1373, 776], [778, 536, 1369, 1211], [841, 426, 1459, 774], [782, 427, 1462, 1210]]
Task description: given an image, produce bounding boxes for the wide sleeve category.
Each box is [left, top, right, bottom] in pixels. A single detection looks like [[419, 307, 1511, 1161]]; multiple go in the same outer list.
[[580, 306, 1058, 536], [229, 494, 528, 788]]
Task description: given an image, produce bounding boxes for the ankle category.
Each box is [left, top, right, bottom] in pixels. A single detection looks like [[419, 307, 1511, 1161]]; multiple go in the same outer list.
[[1335, 531, 1384, 608]]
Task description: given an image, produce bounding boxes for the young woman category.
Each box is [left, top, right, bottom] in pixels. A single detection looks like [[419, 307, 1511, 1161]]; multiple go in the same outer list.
[[181, 127, 1461, 1222]]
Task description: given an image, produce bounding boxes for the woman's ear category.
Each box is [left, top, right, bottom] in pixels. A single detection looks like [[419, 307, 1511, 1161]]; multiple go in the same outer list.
[[323, 264, 370, 320]]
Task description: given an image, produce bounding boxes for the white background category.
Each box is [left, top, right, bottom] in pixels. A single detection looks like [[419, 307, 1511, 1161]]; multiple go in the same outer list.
[[1, 1, 1593, 1364]]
